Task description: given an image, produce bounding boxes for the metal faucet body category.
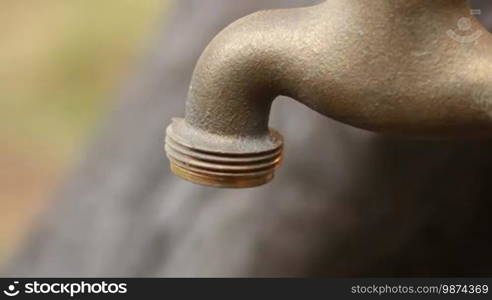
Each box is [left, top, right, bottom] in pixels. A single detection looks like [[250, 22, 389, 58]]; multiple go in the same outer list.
[[166, 0, 492, 188]]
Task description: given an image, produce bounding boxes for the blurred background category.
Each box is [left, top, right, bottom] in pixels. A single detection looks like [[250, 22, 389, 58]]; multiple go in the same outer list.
[[0, 0, 168, 264], [1, 0, 492, 276]]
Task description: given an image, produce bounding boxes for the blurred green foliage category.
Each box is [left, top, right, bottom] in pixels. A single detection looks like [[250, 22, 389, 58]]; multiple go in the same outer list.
[[0, 0, 167, 157]]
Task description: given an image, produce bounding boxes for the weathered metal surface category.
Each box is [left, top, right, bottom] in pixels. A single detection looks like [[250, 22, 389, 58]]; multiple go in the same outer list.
[[166, 119, 283, 187], [167, 0, 492, 187]]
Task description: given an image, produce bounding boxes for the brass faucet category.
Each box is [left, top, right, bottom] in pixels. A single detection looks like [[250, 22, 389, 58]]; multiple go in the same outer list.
[[165, 0, 492, 188]]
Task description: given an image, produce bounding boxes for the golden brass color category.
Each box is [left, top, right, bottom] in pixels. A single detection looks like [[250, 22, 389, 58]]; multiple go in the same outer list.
[[166, 0, 492, 188]]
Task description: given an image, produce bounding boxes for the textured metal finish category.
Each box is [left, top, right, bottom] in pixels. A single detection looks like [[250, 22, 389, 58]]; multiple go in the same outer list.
[[166, 0, 492, 188], [166, 118, 283, 188]]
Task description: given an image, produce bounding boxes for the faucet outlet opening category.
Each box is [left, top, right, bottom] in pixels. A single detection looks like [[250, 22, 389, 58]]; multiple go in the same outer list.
[[165, 119, 283, 188]]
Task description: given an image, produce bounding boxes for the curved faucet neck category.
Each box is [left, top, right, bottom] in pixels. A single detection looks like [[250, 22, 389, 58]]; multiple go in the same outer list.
[[165, 0, 492, 188]]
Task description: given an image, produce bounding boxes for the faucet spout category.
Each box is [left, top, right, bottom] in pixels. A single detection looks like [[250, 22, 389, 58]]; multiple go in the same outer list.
[[166, 0, 492, 188]]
